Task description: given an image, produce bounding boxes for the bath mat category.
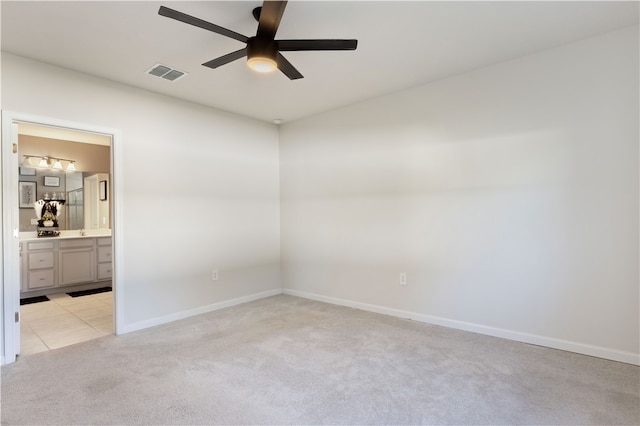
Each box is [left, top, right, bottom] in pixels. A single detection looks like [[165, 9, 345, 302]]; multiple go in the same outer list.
[[67, 287, 112, 298], [20, 295, 50, 305]]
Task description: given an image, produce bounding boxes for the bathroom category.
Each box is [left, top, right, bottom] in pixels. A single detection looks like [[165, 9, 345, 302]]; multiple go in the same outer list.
[[17, 123, 114, 355]]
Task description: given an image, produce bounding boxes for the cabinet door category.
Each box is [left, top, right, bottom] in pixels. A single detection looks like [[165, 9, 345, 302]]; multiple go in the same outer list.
[[59, 248, 95, 285]]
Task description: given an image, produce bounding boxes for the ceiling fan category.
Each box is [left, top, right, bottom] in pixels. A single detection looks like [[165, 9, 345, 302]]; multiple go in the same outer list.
[[158, 1, 358, 80]]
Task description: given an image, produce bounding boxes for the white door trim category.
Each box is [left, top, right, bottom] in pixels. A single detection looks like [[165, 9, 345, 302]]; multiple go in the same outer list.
[[1, 118, 20, 365], [1, 111, 123, 365]]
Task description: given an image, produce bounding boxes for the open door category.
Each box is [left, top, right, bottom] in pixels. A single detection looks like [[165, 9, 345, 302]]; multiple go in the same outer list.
[[1, 111, 121, 365], [2, 117, 21, 364]]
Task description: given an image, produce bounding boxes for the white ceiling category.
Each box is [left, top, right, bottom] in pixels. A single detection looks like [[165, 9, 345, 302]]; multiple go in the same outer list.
[[2, 1, 638, 124]]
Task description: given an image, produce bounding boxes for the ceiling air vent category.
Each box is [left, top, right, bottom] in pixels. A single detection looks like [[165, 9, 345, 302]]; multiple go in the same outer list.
[[146, 64, 187, 81]]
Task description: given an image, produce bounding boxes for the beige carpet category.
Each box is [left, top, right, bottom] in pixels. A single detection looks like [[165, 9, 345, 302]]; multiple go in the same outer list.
[[2, 294, 639, 425]]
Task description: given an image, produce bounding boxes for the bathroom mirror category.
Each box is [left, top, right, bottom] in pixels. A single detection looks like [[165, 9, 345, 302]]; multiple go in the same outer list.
[[17, 126, 111, 233], [18, 168, 110, 232]]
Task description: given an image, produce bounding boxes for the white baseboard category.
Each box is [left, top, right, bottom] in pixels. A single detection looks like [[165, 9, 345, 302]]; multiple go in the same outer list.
[[283, 288, 640, 366], [119, 288, 282, 334]]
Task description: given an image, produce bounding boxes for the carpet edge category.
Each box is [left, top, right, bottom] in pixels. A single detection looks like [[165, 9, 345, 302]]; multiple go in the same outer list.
[[282, 288, 640, 366], [119, 288, 283, 335]]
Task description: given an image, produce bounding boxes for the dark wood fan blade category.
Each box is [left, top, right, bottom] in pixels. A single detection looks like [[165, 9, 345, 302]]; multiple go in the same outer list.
[[202, 48, 248, 69], [277, 39, 358, 51], [256, 1, 288, 40], [159, 6, 248, 43], [276, 52, 303, 80]]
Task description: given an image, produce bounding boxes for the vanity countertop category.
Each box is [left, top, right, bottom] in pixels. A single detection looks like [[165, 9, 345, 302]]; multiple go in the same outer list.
[[19, 230, 112, 242]]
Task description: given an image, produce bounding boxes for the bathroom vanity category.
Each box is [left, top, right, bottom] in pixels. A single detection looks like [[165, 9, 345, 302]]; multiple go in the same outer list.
[[20, 232, 112, 298]]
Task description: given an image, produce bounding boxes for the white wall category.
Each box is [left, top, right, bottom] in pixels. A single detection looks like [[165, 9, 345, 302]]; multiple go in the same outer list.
[[279, 26, 639, 364], [2, 53, 281, 330], [2, 26, 637, 364]]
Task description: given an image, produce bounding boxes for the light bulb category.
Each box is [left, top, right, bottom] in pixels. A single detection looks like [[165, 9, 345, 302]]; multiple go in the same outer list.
[[247, 56, 277, 73], [22, 156, 32, 167], [66, 161, 76, 171], [52, 159, 63, 169], [38, 157, 49, 168]]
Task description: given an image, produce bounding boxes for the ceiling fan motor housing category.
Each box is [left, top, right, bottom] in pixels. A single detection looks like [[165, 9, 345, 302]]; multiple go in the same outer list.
[[247, 37, 277, 62]]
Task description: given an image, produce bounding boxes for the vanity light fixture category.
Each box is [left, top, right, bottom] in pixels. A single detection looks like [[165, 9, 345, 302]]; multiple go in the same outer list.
[[22, 155, 79, 172]]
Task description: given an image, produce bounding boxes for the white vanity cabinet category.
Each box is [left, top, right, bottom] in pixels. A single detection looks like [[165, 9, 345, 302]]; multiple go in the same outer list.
[[58, 239, 96, 286], [20, 235, 112, 297], [23, 241, 56, 290]]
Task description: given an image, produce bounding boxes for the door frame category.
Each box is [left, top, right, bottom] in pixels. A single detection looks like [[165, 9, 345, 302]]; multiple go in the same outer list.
[[1, 111, 123, 365]]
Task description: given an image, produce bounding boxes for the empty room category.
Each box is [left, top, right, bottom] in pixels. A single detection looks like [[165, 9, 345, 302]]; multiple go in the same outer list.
[[1, 1, 638, 424]]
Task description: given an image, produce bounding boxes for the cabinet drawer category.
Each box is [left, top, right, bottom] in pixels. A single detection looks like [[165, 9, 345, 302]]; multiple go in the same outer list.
[[97, 237, 112, 247], [97, 246, 112, 263], [28, 241, 54, 251], [97, 262, 112, 280], [28, 269, 55, 289], [60, 239, 94, 249], [28, 251, 54, 270]]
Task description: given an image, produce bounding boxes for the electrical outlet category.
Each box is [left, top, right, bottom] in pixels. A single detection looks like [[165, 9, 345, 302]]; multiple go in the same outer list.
[[212, 269, 219, 281], [399, 272, 407, 286]]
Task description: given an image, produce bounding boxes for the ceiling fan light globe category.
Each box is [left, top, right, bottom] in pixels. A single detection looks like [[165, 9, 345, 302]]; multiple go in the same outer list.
[[248, 56, 277, 73]]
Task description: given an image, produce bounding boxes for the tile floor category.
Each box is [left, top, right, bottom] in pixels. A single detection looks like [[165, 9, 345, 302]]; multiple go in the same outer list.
[[20, 291, 113, 356]]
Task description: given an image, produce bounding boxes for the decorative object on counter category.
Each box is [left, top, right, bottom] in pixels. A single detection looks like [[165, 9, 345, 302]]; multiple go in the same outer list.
[[22, 155, 77, 171], [34, 198, 65, 237], [18, 181, 37, 208], [34, 199, 45, 219]]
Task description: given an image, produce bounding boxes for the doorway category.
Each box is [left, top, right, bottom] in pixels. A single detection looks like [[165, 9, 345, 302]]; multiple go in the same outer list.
[[2, 111, 122, 365]]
